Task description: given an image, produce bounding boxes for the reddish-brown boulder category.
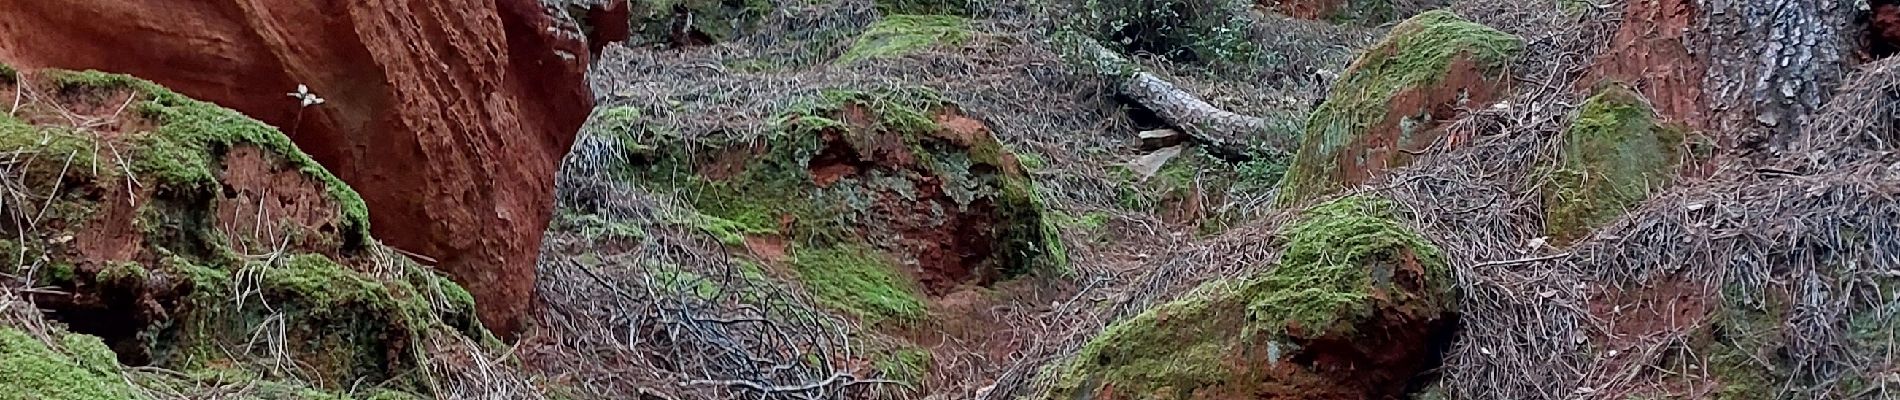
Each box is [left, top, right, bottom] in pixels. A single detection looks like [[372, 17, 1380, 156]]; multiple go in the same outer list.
[[0, 0, 595, 338]]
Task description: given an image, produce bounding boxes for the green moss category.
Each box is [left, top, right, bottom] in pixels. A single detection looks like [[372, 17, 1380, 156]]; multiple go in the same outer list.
[[1259, 195, 1451, 335], [874, 346, 932, 383], [771, 88, 948, 136], [641, 260, 728, 300], [40, 262, 76, 287], [590, 106, 646, 145], [562, 212, 650, 241], [1278, 10, 1521, 204], [43, 69, 371, 248], [98, 261, 150, 285], [789, 244, 927, 324], [1056, 211, 1111, 232], [1044, 276, 1252, 399], [837, 15, 973, 64], [686, 210, 774, 246], [1541, 84, 1680, 243], [1704, 285, 1788, 398], [0, 328, 139, 400], [266, 254, 392, 309], [1013, 148, 1047, 170], [127, 365, 431, 400], [0, 115, 105, 184], [0, 63, 15, 83], [1045, 195, 1449, 398]]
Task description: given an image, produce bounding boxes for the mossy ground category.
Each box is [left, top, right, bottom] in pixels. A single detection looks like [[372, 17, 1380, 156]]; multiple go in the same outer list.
[[837, 15, 973, 64], [1277, 10, 1521, 204], [1541, 84, 1682, 243], [1043, 195, 1450, 398], [790, 244, 928, 324], [872, 345, 933, 383]]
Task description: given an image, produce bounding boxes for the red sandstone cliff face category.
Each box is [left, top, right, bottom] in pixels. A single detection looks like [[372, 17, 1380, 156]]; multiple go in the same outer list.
[[0, 0, 595, 338]]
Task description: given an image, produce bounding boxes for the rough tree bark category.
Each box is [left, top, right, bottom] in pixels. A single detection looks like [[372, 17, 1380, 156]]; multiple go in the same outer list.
[[1701, 0, 1859, 154]]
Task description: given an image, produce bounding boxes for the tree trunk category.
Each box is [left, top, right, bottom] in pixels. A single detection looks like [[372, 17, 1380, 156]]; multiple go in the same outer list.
[[1080, 38, 1291, 158], [1701, 0, 1859, 153]]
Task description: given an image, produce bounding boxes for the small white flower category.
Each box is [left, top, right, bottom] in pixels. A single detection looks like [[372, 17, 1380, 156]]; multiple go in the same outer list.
[[288, 84, 325, 107]]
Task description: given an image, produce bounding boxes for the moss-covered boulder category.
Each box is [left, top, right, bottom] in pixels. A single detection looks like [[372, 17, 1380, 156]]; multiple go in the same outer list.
[[0, 67, 481, 398], [1541, 84, 1682, 244], [600, 87, 1064, 324], [1277, 10, 1521, 204], [836, 15, 973, 64], [1042, 195, 1456, 399]]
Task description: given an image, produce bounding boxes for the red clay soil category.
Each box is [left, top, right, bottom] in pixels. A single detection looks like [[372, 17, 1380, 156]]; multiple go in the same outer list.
[[0, 0, 596, 338], [1333, 56, 1508, 186], [1583, 0, 1709, 131], [1582, 277, 1720, 399]]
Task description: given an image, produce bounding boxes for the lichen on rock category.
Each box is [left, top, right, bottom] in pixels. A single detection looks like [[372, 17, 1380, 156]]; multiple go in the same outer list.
[[1541, 83, 1683, 244], [1277, 10, 1521, 204], [1043, 195, 1455, 399]]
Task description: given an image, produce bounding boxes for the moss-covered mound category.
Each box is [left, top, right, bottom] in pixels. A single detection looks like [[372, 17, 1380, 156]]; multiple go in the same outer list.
[[1277, 10, 1521, 204], [1042, 195, 1456, 399], [0, 68, 482, 398], [600, 87, 1063, 324], [836, 15, 973, 64], [1541, 84, 1682, 244], [0, 327, 139, 400]]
